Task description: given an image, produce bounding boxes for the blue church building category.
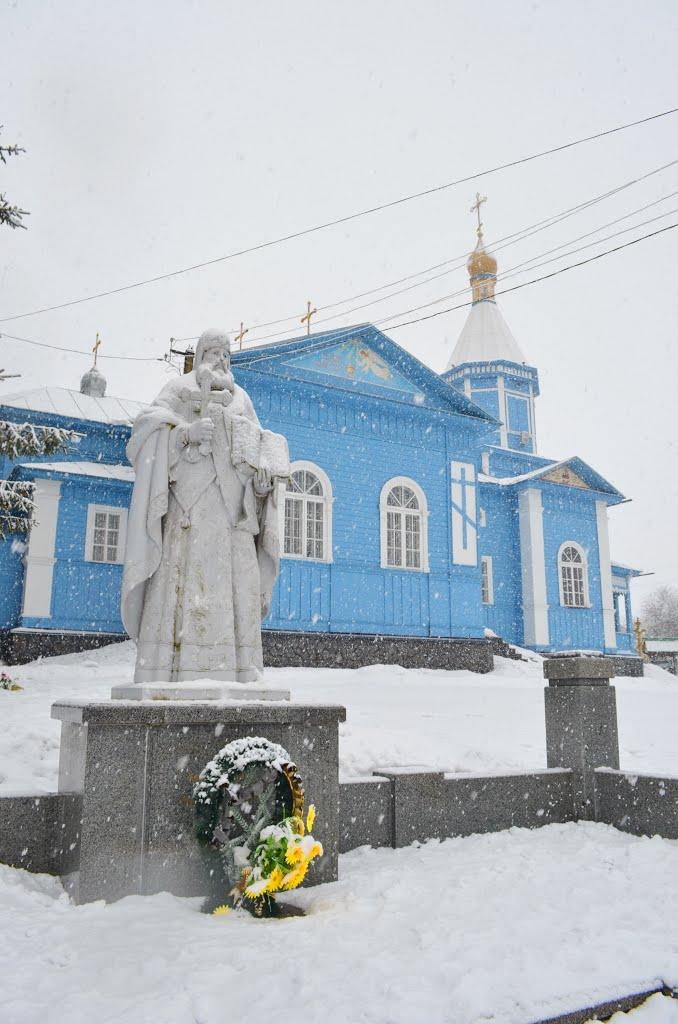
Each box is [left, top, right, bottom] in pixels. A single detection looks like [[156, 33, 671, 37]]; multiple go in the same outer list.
[[0, 223, 642, 671]]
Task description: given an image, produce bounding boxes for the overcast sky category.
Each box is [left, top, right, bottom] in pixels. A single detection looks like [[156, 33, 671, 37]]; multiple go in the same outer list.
[[1, 0, 676, 606]]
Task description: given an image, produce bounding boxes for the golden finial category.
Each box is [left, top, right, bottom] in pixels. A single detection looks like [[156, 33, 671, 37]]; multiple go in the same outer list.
[[92, 332, 102, 366], [300, 300, 317, 337], [467, 194, 497, 303], [235, 322, 249, 350], [634, 617, 647, 659]]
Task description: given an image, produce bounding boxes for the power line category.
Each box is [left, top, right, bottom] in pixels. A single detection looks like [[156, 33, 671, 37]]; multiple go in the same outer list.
[[2, 217, 676, 365], [240, 156, 678, 336], [235, 187, 678, 344], [0, 332, 163, 362], [380, 222, 678, 332], [2, 105, 677, 324]]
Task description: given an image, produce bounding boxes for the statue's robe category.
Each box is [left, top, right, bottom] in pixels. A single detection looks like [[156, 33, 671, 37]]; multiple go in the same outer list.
[[121, 372, 288, 683]]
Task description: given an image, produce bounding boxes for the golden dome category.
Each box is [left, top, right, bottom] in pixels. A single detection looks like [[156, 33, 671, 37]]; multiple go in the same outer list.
[[467, 234, 498, 278]]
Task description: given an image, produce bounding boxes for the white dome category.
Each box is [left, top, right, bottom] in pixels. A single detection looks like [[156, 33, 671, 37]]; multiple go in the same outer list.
[[80, 365, 107, 397], [446, 301, 527, 369]]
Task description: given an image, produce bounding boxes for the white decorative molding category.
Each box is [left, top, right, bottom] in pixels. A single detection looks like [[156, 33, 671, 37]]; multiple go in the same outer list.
[[481, 452, 490, 476], [280, 460, 334, 564], [496, 375, 508, 448], [379, 475, 429, 572], [518, 487, 549, 646], [84, 504, 128, 564], [21, 479, 62, 619], [450, 461, 477, 566], [481, 555, 494, 605], [595, 500, 616, 648]]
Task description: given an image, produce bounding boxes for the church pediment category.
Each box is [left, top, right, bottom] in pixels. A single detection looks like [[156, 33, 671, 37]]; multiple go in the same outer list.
[[542, 465, 589, 489], [232, 324, 496, 421], [283, 337, 419, 394]]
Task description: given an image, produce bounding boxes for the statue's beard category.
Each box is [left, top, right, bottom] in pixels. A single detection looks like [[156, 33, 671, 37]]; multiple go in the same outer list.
[[196, 362, 235, 393]]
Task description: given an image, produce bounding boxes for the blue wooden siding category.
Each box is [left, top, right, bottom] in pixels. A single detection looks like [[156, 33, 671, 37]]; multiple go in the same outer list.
[[0, 534, 25, 628]]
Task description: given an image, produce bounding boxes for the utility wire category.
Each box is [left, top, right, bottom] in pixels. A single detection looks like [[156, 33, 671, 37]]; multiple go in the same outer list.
[[3, 220, 674, 364], [230, 156, 678, 335], [237, 194, 678, 343], [380, 223, 678, 332], [2, 105, 677, 324]]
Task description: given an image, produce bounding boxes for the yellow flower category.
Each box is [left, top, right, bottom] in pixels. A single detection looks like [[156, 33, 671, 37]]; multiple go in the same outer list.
[[290, 815, 305, 835], [306, 840, 323, 862], [306, 805, 316, 833], [281, 863, 309, 891], [244, 876, 271, 898], [285, 842, 304, 866], [212, 905, 231, 917], [266, 866, 285, 893]]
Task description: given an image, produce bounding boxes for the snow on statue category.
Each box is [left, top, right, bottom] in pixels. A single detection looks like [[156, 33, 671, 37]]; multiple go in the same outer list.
[[121, 328, 290, 684]]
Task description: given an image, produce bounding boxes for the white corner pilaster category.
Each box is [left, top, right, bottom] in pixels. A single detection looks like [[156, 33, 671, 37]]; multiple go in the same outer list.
[[451, 461, 477, 566], [518, 487, 549, 646], [496, 374, 508, 448], [595, 499, 616, 649], [21, 478, 62, 619]]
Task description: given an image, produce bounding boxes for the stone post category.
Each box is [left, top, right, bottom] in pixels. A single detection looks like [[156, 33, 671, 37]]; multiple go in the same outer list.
[[543, 654, 619, 820]]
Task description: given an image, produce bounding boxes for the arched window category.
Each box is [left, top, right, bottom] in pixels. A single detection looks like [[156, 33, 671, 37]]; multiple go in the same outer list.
[[282, 462, 332, 562], [380, 477, 429, 571], [559, 542, 589, 608]]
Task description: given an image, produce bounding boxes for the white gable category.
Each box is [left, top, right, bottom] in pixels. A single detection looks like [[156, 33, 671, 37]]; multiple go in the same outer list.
[[446, 301, 527, 369], [0, 386, 145, 425]]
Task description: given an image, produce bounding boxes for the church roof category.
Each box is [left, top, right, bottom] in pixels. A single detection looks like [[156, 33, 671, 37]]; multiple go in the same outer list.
[[445, 300, 528, 370], [233, 323, 497, 423], [0, 386, 144, 425], [479, 456, 625, 503], [15, 460, 134, 482]]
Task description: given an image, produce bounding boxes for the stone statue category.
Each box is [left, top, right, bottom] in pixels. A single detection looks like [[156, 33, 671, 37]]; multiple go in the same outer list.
[[120, 328, 290, 689]]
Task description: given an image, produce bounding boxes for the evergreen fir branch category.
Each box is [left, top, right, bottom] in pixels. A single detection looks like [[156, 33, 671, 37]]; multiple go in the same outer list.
[[0, 194, 28, 230], [0, 480, 35, 538], [0, 421, 79, 458]]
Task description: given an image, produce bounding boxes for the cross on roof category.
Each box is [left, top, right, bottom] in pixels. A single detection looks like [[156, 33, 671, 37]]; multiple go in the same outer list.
[[300, 300, 317, 336], [92, 332, 102, 366], [470, 192, 487, 236]]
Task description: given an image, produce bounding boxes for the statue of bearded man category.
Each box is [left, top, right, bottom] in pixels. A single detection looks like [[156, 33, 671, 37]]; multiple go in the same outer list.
[[121, 328, 289, 685]]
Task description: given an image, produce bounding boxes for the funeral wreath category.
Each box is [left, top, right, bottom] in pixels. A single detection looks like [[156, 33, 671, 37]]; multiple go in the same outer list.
[[193, 736, 323, 917]]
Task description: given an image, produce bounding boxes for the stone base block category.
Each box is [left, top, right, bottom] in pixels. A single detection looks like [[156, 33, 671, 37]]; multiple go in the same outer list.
[[0, 627, 126, 665], [110, 681, 291, 701], [51, 697, 345, 904], [262, 629, 494, 672]]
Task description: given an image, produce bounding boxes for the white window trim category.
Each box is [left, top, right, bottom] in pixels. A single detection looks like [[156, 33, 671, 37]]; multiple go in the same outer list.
[[280, 460, 333, 564], [379, 475, 429, 572], [85, 504, 128, 565], [557, 540, 590, 608], [481, 555, 494, 605]]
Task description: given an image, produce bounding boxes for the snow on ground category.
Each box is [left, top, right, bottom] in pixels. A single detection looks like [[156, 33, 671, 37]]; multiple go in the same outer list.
[[1, 822, 677, 1024], [0, 641, 676, 795]]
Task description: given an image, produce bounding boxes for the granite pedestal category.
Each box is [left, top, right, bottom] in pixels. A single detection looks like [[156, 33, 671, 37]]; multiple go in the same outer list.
[[543, 655, 619, 819], [51, 698, 345, 904]]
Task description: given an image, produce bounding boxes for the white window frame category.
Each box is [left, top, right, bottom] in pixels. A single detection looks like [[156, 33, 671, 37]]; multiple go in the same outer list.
[[557, 541, 590, 608], [85, 504, 128, 565], [280, 460, 333, 564], [481, 555, 494, 605], [379, 476, 429, 572]]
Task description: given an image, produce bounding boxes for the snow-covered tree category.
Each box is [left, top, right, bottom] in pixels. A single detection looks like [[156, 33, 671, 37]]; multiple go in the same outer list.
[[0, 126, 28, 230], [641, 586, 678, 638], [0, 421, 78, 538]]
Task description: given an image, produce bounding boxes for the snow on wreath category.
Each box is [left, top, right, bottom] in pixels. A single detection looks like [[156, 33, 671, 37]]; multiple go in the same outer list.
[[193, 736, 323, 918]]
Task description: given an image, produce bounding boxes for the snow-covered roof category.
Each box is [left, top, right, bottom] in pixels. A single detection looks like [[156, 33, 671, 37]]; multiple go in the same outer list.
[[18, 460, 134, 482], [478, 456, 625, 501], [0, 386, 145, 425], [446, 301, 527, 370], [646, 639, 678, 653]]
